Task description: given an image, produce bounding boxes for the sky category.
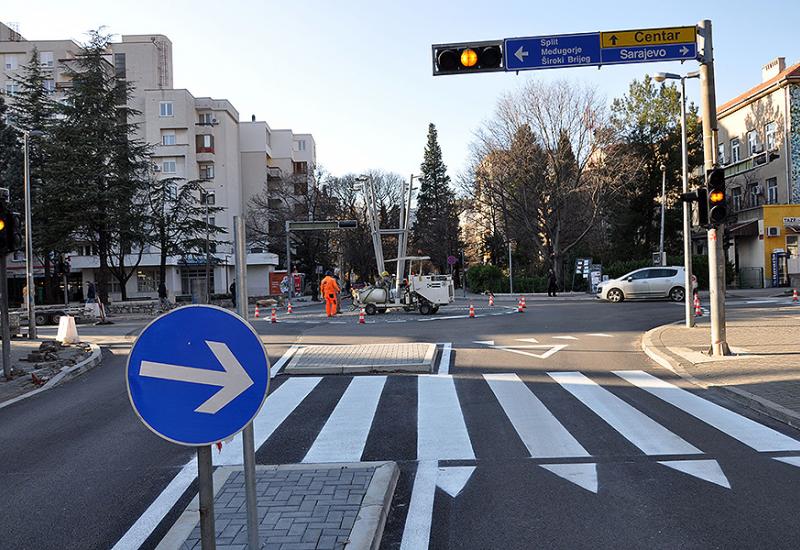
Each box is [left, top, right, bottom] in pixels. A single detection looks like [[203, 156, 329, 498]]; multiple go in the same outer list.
[[5, 0, 800, 180]]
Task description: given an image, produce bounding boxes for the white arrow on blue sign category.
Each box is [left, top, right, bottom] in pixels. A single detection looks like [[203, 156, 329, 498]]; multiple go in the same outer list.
[[126, 305, 270, 446]]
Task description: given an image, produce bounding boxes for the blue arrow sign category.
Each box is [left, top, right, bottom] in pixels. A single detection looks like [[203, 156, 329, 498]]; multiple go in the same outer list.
[[505, 33, 601, 71], [600, 42, 697, 65], [127, 305, 270, 446]]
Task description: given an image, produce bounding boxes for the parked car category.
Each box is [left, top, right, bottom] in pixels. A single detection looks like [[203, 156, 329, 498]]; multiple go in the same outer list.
[[597, 266, 697, 303]]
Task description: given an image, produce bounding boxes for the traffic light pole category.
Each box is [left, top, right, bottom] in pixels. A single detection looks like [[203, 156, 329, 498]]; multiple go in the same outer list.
[[23, 131, 36, 339], [698, 19, 729, 356], [1, 254, 11, 381]]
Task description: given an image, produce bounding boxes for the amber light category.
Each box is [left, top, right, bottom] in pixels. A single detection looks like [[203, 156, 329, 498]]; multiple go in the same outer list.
[[709, 191, 724, 203], [0, 219, 6, 231], [460, 48, 478, 67]]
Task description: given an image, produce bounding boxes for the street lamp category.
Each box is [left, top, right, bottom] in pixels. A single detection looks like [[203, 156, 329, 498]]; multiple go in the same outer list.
[[653, 70, 700, 328], [23, 129, 44, 339]]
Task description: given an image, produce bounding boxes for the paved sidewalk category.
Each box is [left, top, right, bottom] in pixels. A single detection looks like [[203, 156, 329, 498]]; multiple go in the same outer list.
[[286, 343, 436, 374], [642, 304, 800, 428], [159, 462, 398, 550]]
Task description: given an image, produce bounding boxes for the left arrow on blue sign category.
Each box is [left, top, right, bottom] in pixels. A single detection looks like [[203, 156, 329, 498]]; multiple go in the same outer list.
[[127, 305, 270, 446]]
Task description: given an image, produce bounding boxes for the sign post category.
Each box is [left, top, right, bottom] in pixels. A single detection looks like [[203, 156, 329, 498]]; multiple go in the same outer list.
[[127, 305, 270, 550]]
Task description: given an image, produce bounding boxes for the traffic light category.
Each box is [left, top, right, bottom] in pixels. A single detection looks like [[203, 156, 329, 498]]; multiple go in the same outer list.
[[432, 40, 504, 76], [679, 187, 709, 228], [336, 220, 358, 229], [0, 203, 16, 255], [707, 168, 727, 226]]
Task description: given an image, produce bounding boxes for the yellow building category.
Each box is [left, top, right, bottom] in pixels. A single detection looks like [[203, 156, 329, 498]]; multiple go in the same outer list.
[[717, 57, 800, 287]]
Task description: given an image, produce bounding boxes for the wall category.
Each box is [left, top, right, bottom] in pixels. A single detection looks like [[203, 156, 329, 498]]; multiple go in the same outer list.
[[762, 204, 800, 283]]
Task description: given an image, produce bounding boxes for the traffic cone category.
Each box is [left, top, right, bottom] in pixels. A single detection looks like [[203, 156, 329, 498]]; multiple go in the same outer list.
[[793, 289, 798, 303], [488, 294, 494, 307], [358, 307, 365, 324], [254, 304, 260, 318], [469, 304, 476, 318], [521, 296, 526, 309], [517, 298, 524, 313], [694, 293, 702, 317], [270, 307, 277, 324], [287, 302, 293, 314]]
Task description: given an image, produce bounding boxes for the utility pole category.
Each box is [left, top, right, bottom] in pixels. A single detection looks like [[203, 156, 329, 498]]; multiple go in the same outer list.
[[698, 19, 729, 356], [659, 164, 666, 266], [680, 74, 696, 328], [508, 241, 513, 295], [23, 131, 36, 339]]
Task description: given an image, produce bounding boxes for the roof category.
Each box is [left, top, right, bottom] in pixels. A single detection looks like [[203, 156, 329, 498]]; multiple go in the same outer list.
[[718, 61, 800, 116]]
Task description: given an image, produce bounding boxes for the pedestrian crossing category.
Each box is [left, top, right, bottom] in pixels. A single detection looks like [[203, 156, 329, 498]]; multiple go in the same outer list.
[[211, 369, 800, 491]]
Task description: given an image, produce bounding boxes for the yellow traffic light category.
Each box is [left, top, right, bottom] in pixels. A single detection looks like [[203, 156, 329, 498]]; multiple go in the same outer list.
[[0, 219, 6, 232], [709, 190, 724, 203], [460, 48, 478, 67]]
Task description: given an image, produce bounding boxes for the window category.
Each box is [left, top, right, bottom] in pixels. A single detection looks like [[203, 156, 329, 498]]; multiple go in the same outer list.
[[731, 138, 740, 163], [747, 130, 759, 155], [4, 54, 18, 71], [732, 187, 742, 211], [196, 134, 214, 153], [767, 177, 778, 204], [765, 122, 777, 151], [652, 269, 677, 278], [198, 112, 214, 125], [295, 139, 306, 151], [38, 51, 54, 68], [80, 244, 98, 256], [4, 83, 18, 96], [113, 53, 127, 79], [136, 270, 157, 293], [159, 101, 174, 117], [294, 180, 308, 195], [747, 183, 760, 208], [293, 161, 308, 175], [628, 269, 652, 280], [162, 159, 177, 173], [199, 163, 215, 180], [161, 131, 176, 146], [201, 191, 215, 205], [787, 235, 799, 258], [268, 198, 282, 209], [718, 143, 725, 165], [167, 181, 178, 200], [43, 79, 55, 94]]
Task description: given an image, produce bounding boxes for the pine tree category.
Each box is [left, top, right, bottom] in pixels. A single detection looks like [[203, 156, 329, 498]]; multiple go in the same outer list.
[[49, 30, 152, 302], [412, 123, 460, 273], [0, 96, 22, 206]]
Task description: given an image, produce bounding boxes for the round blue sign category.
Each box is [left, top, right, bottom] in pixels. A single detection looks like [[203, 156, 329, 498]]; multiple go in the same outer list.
[[126, 305, 270, 446]]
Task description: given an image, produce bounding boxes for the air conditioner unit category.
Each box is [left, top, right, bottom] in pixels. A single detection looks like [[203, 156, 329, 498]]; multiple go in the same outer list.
[[767, 226, 780, 237], [211, 118, 217, 124]]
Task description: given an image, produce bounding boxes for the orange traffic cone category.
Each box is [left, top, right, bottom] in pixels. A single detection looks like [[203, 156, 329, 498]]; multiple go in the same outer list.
[[254, 304, 260, 318], [694, 293, 702, 317], [270, 307, 277, 324], [287, 302, 293, 314], [793, 289, 798, 303], [488, 294, 494, 307], [521, 296, 526, 309], [358, 307, 365, 324], [517, 298, 524, 313], [469, 304, 476, 318]]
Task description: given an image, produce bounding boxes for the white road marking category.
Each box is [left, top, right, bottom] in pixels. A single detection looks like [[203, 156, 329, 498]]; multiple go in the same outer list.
[[436, 466, 476, 497], [113, 377, 322, 549], [553, 335, 579, 340], [549, 372, 701, 456], [657, 459, 730, 488], [438, 343, 452, 375], [614, 370, 800, 452], [270, 345, 299, 378], [473, 340, 495, 346], [400, 461, 437, 550], [483, 373, 590, 459], [516, 337, 539, 343], [492, 344, 567, 360], [418, 375, 475, 460], [587, 333, 614, 338], [540, 463, 598, 493], [774, 456, 800, 468], [303, 376, 386, 463]]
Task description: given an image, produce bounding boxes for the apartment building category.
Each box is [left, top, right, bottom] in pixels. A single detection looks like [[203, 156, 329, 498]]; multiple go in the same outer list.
[[716, 57, 800, 288], [1, 21, 314, 302]]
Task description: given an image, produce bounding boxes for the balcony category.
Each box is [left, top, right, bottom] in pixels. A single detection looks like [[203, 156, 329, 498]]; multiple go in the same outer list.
[[267, 166, 283, 180]]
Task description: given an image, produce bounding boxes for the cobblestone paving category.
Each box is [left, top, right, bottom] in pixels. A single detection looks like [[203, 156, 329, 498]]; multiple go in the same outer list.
[[182, 466, 375, 550]]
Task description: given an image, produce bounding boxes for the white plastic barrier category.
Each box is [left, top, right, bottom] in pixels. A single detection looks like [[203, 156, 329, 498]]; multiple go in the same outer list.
[[56, 315, 80, 344]]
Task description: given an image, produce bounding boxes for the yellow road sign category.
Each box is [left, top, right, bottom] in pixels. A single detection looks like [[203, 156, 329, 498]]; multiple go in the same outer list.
[[600, 26, 696, 49]]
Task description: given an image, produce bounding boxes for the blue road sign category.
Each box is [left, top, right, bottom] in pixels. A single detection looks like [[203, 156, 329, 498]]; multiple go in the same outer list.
[[127, 305, 270, 446], [505, 33, 601, 71], [600, 42, 697, 65]]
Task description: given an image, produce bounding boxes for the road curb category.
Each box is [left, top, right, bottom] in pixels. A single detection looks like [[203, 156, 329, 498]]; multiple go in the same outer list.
[[0, 342, 103, 410], [346, 461, 400, 550], [641, 324, 800, 430]]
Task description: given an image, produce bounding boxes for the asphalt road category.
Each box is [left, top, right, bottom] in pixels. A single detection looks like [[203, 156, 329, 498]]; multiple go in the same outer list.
[[2, 298, 800, 549]]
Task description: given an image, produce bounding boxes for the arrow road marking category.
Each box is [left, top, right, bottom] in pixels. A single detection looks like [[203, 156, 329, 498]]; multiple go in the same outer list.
[[514, 45, 528, 63], [139, 341, 254, 414], [473, 340, 566, 359]]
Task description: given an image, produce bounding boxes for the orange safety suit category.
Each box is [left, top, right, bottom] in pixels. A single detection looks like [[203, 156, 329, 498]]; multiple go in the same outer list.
[[320, 275, 340, 317]]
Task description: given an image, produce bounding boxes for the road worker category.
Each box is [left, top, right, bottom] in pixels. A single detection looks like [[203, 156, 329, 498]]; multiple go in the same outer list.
[[319, 270, 340, 317]]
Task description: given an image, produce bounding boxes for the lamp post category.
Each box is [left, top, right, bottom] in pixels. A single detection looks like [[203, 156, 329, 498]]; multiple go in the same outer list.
[[659, 163, 666, 266], [23, 129, 44, 339], [654, 71, 701, 328]]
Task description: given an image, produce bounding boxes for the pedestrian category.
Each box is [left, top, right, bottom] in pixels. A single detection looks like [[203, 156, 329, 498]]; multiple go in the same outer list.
[[547, 269, 558, 297], [229, 281, 236, 308], [86, 281, 96, 303], [319, 270, 340, 317], [158, 280, 169, 310]]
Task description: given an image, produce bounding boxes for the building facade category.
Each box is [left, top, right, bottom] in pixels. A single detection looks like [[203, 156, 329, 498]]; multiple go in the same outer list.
[[717, 57, 800, 288]]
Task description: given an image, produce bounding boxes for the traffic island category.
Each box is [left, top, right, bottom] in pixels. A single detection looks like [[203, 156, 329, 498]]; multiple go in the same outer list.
[[641, 305, 800, 429], [157, 461, 399, 550], [285, 343, 437, 375]]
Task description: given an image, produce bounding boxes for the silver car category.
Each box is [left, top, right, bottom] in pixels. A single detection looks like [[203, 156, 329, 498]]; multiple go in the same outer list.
[[597, 266, 696, 303]]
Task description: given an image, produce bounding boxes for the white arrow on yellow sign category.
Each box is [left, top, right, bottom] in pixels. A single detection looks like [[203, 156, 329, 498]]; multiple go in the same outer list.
[[600, 26, 696, 49]]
